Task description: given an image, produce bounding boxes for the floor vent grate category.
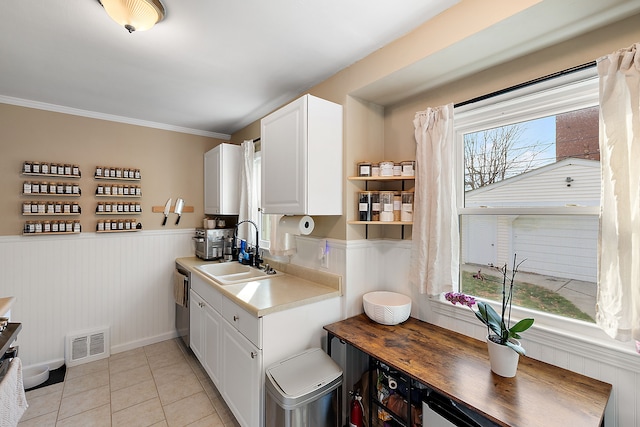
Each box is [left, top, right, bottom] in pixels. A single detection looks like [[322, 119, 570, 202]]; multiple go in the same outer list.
[[65, 327, 110, 367]]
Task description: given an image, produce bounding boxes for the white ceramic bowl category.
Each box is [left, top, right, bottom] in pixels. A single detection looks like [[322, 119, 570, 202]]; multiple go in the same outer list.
[[363, 291, 411, 325]]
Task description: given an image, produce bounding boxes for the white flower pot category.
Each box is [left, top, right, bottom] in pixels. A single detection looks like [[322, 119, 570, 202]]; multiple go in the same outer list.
[[486, 336, 520, 377]]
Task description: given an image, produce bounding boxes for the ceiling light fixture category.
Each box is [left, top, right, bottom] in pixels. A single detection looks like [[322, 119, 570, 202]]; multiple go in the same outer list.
[[98, 0, 165, 33]]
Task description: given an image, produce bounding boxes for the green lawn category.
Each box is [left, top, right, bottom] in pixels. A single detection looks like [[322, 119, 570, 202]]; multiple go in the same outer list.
[[461, 270, 594, 323]]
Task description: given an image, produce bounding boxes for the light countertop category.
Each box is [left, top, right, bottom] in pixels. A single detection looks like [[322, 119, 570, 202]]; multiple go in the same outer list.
[[176, 257, 342, 316]]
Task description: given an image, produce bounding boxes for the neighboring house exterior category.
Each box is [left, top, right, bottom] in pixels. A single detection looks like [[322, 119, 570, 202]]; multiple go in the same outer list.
[[462, 158, 600, 282]]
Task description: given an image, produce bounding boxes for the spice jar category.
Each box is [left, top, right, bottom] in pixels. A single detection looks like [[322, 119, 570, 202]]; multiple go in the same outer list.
[[51, 221, 59, 233], [63, 202, 71, 214], [40, 181, 48, 194], [30, 202, 38, 214], [401, 191, 414, 222], [73, 220, 81, 233], [97, 220, 105, 231], [95, 166, 103, 177], [393, 162, 402, 176], [72, 202, 80, 214], [65, 182, 72, 195], [371, 163, 380, 177], [64, 164, 72, 175], [41, 163, 49, 175], [104, 202, 112, 212], [379, 191, 395, 221], [358, 191, 373, 221], [49, 182, 57, 194], [401, 160, 416, 177], [56, 182, 64, 194], [104, 185, 111, 196], [37, 201, 46, 214], [23, 161, 32, 174], [357, 162, 372, 177], [58, 221, 65, 232], [379, 161, 394, 177], [72, 165, 80, 176], [371, 192, 380, 221], [57, 165, 64, 175], [54, 202, 62, 214], [32, 182, 40, 194], [116, 168, 122, 178], [43, 221, 51, 233], [23, 181, 32, 194], [134, 169, 141, 179], [66, 220, 74, 232], [110, 168, 116, 178], [50, 163, 58, 175], [103, 219, 110, 231], [97, 202, 104, 213], [72, 183, 80, 195], [32, 162, 41, 174], [22, 201, 31, 214], [393, 192, 402, 221], [103, 167, 110, 177], [35, 221, 43, 233]]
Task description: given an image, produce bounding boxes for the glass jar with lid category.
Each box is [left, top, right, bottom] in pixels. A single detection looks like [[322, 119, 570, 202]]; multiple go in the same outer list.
[[358, 191, 373, 221], [379, 191, 395, 221], [401, 191, 414, 222]]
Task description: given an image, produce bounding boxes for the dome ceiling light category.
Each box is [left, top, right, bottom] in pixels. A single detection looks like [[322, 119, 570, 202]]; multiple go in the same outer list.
[[98, 0, 165, 33]]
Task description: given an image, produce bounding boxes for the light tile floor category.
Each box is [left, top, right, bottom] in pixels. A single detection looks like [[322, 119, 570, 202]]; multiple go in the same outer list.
[[17, 338, 241, 427]]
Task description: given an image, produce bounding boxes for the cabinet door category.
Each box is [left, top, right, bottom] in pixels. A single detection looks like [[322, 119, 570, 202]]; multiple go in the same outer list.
[[189, 289, 204, 361], [205, 143, 241, 215], [261, 94, 343, 215], [261, 96, 307, 214], [204, 146, 222, 214], [222, 323, 262, 427], [203, 304, 223, 387]]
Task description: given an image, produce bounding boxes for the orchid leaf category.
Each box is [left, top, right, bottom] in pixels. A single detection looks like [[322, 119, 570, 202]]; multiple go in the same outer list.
[[506, 340, 526, 356], [509, 318, 534, 334]]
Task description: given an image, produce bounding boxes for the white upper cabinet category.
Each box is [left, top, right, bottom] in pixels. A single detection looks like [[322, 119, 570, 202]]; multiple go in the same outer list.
[[204, 143, 241, 215], [261, 94, 343, 215]]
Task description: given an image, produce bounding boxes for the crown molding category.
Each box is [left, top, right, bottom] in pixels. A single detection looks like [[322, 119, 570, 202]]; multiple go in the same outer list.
[[0, 95, 230, 140]]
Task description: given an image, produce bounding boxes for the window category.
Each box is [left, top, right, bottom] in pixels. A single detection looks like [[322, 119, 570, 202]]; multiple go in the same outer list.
[[455, 67, 600, 324]]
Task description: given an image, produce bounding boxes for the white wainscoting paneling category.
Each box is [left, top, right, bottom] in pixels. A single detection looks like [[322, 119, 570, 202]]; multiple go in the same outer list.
[[0, 230, 194, 368]]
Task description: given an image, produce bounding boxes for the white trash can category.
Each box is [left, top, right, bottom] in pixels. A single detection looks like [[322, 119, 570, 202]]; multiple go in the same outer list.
[[265, 348, 342, 427]]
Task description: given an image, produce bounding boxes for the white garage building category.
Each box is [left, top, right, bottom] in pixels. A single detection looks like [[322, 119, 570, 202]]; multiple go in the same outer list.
[[462, 158, 600, 282]]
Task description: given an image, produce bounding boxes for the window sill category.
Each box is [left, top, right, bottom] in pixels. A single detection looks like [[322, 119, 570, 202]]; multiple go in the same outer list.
[[429, 296, 640, 368]]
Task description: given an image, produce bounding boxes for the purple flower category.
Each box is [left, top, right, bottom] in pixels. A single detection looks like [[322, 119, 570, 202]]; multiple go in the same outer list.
[[444, 292, 477, 308]]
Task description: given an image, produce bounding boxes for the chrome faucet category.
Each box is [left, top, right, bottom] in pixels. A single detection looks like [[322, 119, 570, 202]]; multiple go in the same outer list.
[[233, 220, 262, 268]]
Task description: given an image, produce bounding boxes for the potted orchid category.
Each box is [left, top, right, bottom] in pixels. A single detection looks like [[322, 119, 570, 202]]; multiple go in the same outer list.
[[445, 255, 534, 359]]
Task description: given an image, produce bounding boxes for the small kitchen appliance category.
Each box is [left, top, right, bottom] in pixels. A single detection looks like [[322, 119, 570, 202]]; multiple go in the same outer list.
[[194, 228, 234, 260]]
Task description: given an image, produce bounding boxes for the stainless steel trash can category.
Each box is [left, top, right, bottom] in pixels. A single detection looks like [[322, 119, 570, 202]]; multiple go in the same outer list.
[[265, 347, 342, 427]]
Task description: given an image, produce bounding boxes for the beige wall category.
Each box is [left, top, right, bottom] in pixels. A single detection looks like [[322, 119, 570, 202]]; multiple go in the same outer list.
[[0, 104, 225, 236], [232, 6, 640, 242]]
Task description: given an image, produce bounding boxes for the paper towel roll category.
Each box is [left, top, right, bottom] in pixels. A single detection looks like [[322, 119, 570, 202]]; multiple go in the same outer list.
[[278, 215, 315, 235]]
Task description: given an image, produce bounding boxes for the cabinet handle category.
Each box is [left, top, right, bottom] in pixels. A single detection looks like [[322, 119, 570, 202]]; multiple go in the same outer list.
[[233, 315, 239, 322], [251, 351, 257, 359], [199, 302, 205, 308]]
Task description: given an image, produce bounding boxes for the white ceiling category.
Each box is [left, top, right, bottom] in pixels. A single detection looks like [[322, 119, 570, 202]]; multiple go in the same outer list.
[[0, 0, 458, 138], [1, 1, 638, 139]]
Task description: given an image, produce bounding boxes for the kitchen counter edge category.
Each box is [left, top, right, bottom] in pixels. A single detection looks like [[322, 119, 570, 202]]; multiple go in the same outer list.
[[176, 256, 342, 317]]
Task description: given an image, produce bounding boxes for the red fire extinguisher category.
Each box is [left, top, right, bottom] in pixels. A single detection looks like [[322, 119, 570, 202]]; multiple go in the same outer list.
[[350, 390, 364, 427]]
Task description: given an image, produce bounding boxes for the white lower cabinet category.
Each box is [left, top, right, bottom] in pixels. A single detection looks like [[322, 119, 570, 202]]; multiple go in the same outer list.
[[190, 288, 223, 385], [190, 272, 341, 427], [222, 321, 262, 427], [189, 289, 205, 361]]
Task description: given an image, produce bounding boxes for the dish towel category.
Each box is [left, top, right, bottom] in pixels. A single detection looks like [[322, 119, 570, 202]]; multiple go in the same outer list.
[[0, 357, 28, 426], [173, 270, 186, 307]]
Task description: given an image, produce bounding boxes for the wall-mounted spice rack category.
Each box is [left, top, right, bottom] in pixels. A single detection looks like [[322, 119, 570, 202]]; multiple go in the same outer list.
[[20, 161, 83, 235], [94, 166, 143, 232], [94, 166, 141, 181]]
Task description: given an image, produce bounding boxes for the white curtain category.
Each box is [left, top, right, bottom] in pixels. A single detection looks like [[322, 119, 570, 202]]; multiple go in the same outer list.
[[596, 42, 640, 342], [410, 104, 459, 295], [238, 140, 257, 241]]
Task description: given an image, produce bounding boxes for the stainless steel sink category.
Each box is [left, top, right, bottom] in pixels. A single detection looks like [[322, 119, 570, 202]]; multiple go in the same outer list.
[[195, 263, 280, 285]]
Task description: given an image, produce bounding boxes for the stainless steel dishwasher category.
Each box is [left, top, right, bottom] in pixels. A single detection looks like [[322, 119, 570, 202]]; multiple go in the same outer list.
[[174, 263, 191, 347]]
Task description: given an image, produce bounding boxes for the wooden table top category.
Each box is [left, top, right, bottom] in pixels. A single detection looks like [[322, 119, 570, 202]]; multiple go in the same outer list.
[[324, 315, 611, 427]]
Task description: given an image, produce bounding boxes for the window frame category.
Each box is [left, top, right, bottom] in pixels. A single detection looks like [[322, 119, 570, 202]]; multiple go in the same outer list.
[[451, 66, 606, 338]]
